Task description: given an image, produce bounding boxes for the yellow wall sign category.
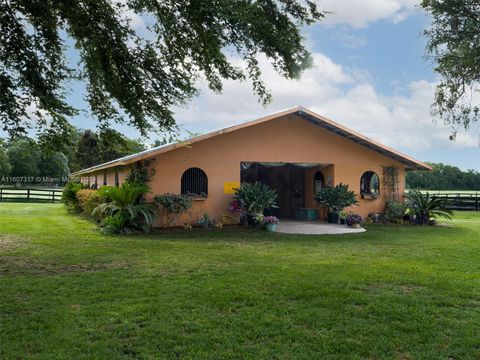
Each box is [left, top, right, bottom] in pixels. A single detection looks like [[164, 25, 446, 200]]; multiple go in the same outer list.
[[224, 181, 240, 194]]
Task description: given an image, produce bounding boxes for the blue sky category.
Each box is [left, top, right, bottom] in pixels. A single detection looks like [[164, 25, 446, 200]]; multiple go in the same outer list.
[[52, 1, 480, 170]]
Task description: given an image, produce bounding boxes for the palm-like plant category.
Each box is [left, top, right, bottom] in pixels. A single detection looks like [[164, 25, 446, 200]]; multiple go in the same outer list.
[[315, 183, 358, 213], [233, 182, 278, 215], [93, 183, 157, 233], [407, 189, 453, 225]]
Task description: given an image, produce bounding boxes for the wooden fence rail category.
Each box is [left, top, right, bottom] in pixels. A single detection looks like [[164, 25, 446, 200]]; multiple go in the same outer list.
[[430, 193, 479, 211], [0, 188, 63, 203]]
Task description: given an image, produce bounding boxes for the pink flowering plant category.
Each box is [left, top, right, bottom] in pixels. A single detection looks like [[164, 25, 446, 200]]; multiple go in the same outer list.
[[262, 216, 278, 225], [346, 213, 363, 226]]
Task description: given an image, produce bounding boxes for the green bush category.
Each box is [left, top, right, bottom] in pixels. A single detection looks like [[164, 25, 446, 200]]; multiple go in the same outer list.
[[384, 199, 406, 224], [407, 189, 453, 225], [62, 181, 86, 209], [93, 183, 157, 233], [101, 213, 127, 234], [75, 189, 104, 219], [233, 182, 278, 215], [154, 193, 192, 227], [315, 183, 358, 213]]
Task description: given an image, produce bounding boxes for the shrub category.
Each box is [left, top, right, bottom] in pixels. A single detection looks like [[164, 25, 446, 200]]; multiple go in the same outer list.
[[101, 213, 127, 234], [62, 181, 85, 209], [233, 182, 278, 215], [154, 193, 192, 227], [315, 183, 358, 213], [384, 199, 406, 224], [93, 183, 157, 233], [407, 189, 453, 225], [366, 212, 386, 224], [76, 189, 100, 214]]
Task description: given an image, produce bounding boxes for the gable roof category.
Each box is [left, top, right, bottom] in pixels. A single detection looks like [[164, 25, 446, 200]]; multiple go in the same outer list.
[[72, 106, 431, 175]]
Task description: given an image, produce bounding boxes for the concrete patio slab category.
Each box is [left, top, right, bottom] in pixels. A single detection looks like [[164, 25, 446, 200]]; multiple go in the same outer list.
[[276, 220, 365, 235]]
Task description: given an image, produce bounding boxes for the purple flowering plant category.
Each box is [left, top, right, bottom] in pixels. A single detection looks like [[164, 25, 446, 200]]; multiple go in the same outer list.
[[346, 213, 363, 226]]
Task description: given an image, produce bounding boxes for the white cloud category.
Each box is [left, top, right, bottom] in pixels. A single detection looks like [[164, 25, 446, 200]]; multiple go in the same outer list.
[[172, 52, 478, 152], [331, 30, 367, 49], [318, 0, 418, 28]]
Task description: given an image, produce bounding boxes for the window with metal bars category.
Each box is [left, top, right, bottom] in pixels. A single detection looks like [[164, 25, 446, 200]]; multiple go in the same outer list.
[[181, 167, 208, 196]]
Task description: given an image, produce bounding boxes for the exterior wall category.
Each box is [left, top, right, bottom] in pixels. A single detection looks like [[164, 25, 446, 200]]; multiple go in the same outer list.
[[80, 113, 407, 223], [80, 166, 129, 188]]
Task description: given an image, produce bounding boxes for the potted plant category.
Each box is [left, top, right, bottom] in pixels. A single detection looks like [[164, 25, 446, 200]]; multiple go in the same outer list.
[[315, 183, 358, 224], [198, 212, 213, 229], [263, 216, 279, 232], [233, 182, 278, 225], [345, 213, 363, 228], [339, 211, 347, 225]]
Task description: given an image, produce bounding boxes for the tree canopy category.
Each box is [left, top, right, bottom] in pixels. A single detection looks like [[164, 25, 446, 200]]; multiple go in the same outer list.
[[72, 128, 145, 171], [0, 142, 12, 177], [0, 127, 145, 184], [0, 0, 323, 145], [406, 162, 480, 190], [421, 0, 480, 139]]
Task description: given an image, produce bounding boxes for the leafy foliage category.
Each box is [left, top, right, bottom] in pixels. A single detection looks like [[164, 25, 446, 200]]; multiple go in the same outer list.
[[154, 193, 192, 227], [384, 199, 407, 224], [421, 0, 479, 138], [73, 130, 101, 170], [315, 183, 358, 213], [233, 182, 278, 215], [75, 189, 102, 218], [61, 181, 86, 209], [3, 138, 69, 181], [0, 143, 12, 177], [72, 129, 145, 172], [1, 0, 324, 144], [407, 189, 453, 225], [198, 212, 214, 229], [406, 162, 480, 190], [93, 184, 157, 233], [39, 152, 70, 179], [6, 139, 41, 177], [125, 161, 155, 187]]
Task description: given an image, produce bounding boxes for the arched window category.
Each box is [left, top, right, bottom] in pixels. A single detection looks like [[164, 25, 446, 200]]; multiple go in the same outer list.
[[114, 171, 119, 187], [313, 171, 325, 194], [360, 171, 380, 196], [181, 167, 208, 196]]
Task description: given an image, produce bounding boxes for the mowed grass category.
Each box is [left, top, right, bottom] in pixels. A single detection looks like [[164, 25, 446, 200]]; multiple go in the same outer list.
[[0, 204, 479, 359]]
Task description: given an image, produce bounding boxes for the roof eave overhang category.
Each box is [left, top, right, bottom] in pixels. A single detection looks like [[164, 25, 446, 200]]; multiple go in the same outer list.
[[71, 106, 431, 175], [297, 108, 432, 171]]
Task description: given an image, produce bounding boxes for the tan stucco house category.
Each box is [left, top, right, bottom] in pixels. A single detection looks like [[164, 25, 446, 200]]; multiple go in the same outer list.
[[72, 106, 430, 222]]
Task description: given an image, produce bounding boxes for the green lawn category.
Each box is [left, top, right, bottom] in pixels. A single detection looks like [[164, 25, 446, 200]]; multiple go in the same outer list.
[[1, 204, 479, 359]]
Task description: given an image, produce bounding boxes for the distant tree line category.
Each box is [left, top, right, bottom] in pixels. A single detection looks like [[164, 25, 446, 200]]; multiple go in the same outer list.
[[0, 128, 145, 185], [406, 162, 480, 191]]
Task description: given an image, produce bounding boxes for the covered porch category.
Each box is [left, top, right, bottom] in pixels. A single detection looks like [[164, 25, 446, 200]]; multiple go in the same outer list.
[[240, 161, 334, 220]]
